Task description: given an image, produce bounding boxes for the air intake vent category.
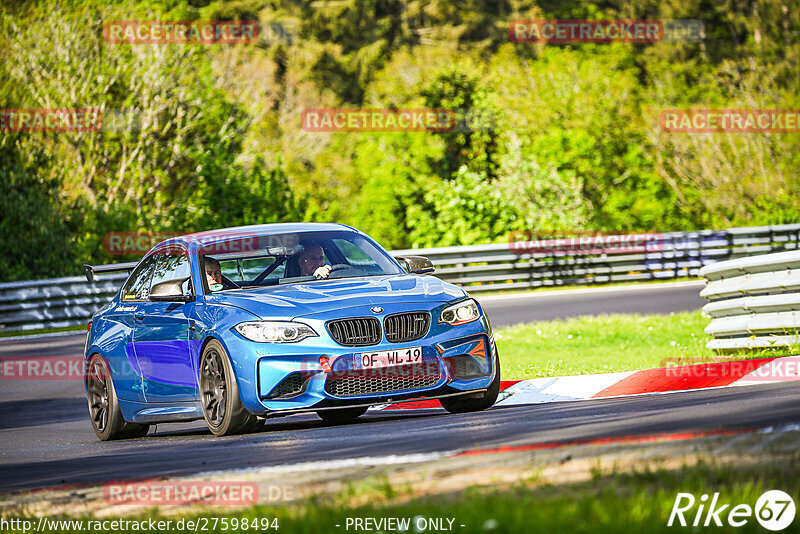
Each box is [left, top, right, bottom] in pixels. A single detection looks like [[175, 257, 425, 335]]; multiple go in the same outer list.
[[445, 355, 488, 380], [264, 372, 310, 399], [325, 362, 441, 397], [384, 312, 430, 343], [326, 317, 381, 346]]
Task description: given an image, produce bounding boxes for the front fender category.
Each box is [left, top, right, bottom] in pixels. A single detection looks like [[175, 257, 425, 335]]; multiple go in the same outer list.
[[192, 301, 263, 414]]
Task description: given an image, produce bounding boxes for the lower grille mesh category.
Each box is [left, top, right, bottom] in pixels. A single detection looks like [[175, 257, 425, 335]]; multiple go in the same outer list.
[[325, 361, 441, 397]]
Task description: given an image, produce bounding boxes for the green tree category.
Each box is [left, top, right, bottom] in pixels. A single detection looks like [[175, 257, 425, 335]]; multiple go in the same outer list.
[[0, 139, 82, 281], [421, 68, 502, 179], [406, 166, 526, 247]]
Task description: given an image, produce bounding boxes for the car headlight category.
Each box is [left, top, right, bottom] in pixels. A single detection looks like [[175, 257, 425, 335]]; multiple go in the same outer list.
[[439, 299, 481, 326], [235, 321, 318, 343]]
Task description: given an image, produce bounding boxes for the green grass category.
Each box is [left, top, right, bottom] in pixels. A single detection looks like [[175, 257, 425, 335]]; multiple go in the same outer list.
[[495, 310, 797, 379], [7, 458, 798, 533]]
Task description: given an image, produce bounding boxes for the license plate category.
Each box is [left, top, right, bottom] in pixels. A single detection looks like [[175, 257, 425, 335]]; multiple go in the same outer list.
[[355, 347, 423, 369]]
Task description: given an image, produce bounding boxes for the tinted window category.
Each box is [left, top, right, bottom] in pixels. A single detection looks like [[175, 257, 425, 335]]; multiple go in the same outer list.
[[220, 256, 282, 283], [332, 238, 381, 271], [122, 256, 157, 301], [197, 230, 403, 289], [150, 251, 192, 295]]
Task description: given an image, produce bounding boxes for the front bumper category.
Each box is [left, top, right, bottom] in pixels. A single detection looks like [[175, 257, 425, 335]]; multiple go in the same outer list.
[[221, 305, 497, 416]]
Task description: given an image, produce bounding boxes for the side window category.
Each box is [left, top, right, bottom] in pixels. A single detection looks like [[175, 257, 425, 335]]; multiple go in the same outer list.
[[150, 251, 192, 295], [122, 256, 157, 301]]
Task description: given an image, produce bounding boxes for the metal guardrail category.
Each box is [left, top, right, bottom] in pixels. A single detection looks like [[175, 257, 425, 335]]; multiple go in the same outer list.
[[2, 224, 799, 333], [396, 224, 800, 292], [700, 247, 800, 351], [0, 273, 129, 333]]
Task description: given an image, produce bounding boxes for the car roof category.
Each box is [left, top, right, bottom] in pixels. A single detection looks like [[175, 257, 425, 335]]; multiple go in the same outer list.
[[163, 223, 358, 249]]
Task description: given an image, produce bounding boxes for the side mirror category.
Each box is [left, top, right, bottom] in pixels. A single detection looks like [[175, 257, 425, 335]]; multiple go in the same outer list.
[[150, 277, 195, 302], [394, 255, 435, 274]]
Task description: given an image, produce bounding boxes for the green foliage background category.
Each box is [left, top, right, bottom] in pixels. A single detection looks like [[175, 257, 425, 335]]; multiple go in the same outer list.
[[1, 0, 799, 280]]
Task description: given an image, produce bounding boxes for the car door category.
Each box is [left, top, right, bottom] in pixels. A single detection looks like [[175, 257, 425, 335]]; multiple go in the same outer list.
[[109, 255, 158, 403], [132, 248, 198, 403]]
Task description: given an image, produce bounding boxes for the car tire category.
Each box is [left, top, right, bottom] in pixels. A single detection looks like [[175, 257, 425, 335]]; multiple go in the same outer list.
[[440, 354, 501, 414], [200, 340, 261, 436], [86, 354, 150, 441], [316, 406, 368, 425]]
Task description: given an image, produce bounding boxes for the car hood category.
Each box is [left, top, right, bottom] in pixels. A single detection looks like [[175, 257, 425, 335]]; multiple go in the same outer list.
[[204, 274, 466, 319]]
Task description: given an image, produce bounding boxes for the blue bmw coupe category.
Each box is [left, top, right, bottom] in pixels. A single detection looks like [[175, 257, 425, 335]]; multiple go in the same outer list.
[[83, 223, 500, 440]]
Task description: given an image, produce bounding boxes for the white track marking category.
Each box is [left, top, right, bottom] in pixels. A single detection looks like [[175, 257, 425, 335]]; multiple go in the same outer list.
[[496, 371, 636, 406], [194, 452, 455, 478], [476, 280, 705, 302]]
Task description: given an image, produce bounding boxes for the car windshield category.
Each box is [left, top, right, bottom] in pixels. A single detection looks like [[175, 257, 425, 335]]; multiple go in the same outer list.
[[197, 230, 405, 292]]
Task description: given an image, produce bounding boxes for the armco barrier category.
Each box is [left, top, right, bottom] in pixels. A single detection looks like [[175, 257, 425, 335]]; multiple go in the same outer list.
[[700, 247, 800, 351], [1, 224, 799, 333], [0, 273, 129, 333], [395, 224, 799, 292]]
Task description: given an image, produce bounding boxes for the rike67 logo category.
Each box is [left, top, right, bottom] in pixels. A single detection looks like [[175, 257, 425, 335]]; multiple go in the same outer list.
[[668, 490, 796, 531]]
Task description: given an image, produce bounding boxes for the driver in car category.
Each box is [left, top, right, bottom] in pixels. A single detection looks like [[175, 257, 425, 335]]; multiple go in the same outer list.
[[297, 243, 331, 279]]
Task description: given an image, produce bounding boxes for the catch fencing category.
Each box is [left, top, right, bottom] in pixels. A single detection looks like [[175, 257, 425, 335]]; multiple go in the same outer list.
[[1, 224, 799, 333]]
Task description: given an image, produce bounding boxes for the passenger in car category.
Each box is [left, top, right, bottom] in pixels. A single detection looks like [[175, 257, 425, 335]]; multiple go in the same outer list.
[[204, 257, 224, 291]]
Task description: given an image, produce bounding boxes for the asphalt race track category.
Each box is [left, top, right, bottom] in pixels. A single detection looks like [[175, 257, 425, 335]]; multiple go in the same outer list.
[[6, 281, 796, 494], [477, 280, 707, 325], [2, 382, 800, 493]]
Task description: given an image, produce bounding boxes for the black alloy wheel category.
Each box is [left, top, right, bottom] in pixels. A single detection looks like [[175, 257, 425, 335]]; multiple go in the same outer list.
[[199, 340, 263, 436], [86, 354, 150, 440]]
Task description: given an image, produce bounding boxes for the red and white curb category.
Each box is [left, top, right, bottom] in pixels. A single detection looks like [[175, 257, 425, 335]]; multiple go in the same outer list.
[[377, 355, 800, 411]]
